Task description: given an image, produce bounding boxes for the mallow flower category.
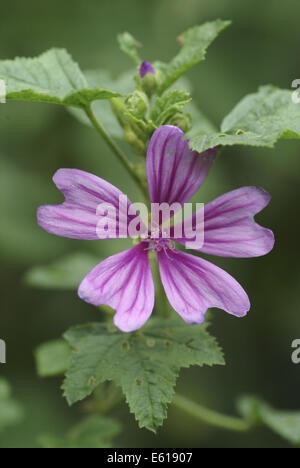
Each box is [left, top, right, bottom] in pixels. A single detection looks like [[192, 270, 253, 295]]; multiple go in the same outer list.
[[37, 126, 274, 332]]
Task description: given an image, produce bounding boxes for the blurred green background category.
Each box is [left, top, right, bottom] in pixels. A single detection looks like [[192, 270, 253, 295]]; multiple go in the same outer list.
[[0, 0, 300, 448]]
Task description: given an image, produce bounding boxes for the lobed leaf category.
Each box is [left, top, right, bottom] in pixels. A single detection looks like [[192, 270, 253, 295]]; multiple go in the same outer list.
[[189, 85, 300, 152], [62, 318, 224, 432], [0, 49, 121, 108], [157, 20, 231, 94]]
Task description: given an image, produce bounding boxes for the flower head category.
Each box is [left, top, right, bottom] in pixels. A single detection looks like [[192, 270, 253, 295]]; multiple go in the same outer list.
[[139, 61, 155, 78], [38, 126, 274, 332]]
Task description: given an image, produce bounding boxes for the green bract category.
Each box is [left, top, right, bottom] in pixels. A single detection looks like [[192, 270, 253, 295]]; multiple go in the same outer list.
[[150, 90, 191, 127]]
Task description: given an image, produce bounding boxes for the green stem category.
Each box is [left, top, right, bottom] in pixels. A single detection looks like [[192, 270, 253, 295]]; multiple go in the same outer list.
[[173, 394, 254, 432], [149, 254, 171, 318], [85, 105, 148, 199]]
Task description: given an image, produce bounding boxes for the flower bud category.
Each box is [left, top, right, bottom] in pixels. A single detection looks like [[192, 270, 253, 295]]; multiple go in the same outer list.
[[167, 113, 192, 133], [125, 91, 149, 119], [139, 61, 155, 78], [135, 62, 162, 96]]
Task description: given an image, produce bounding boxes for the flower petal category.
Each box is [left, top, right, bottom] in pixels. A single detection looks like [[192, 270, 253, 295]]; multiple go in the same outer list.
[[37, 169, 138, 240], [146, 126, 216, 205], [174, 187, 275, 257], [139, 61, 155, 77], [158, 249, 250, 324], [78, 245, 155, 333]]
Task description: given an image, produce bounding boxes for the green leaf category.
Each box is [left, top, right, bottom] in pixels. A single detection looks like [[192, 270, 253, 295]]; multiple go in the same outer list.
[[0, 378, 24, 432], [157, 20, 231, 94], [62, 318, 224, 432], [238, 396, 300, 445], [189, 85, 300, 153], [35, 339, 72, 377], [39, 415, 122, 448], [24, 251, 100, 290], [150, 90, 191, 126], [118, 32, 142, 66], [0, 49, 121, 108]]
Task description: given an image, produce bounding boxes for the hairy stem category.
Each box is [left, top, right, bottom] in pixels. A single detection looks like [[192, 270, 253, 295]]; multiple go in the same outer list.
[[173, 394, 254, 432], [85, 105, 148, 199]]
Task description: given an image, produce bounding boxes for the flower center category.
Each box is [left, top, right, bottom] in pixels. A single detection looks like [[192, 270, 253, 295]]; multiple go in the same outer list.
[[141, 227, 176, 256]]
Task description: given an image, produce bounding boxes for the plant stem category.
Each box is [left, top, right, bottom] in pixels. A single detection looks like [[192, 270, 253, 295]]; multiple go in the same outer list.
[[85, 105, 148, 199], [150, 255, 171, 318], [173, 394, 254, 432]]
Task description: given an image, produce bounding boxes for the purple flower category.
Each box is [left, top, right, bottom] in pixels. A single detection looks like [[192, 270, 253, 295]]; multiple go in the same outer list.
[[37, 126, 274, 333], [139, 61, 155, 78]]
